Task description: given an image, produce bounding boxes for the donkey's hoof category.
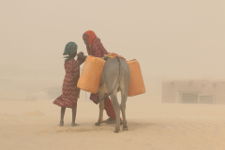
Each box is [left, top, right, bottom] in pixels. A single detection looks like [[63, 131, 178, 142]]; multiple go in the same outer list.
[[95, 122, 101, 126]]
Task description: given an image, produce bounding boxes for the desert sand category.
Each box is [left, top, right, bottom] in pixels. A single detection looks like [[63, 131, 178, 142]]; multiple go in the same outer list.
[[1, 0, 225, 150], [1, 99, 225, 150]]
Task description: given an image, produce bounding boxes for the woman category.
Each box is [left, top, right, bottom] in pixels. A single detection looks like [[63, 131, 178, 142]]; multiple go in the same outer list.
[[53, 41, 85, 126], [82, 30, 116, 123]]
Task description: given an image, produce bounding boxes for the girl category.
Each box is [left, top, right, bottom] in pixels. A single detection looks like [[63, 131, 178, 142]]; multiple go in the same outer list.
[[53, 42, 85, 126]]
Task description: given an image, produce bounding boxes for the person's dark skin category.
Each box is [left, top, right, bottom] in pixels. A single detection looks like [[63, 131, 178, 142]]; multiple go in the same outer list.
[[59, 105, 77, 126], [60, 107, 66, 126], [77, 51, 86, 62], [59, 52, 85, 127]]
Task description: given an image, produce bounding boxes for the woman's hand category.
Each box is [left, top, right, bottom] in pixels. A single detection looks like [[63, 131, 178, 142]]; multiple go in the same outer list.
[[77, 52, 86, 64]]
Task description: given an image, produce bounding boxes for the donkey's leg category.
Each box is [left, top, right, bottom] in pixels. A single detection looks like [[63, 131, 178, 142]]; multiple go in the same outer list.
[[120, 91, 128, 130], [95, 92, 105, 126], [119, 58, 130, 130], [60, 107, 66, 126], [95, 99, 105, 126], [110, 93, 121, 133]]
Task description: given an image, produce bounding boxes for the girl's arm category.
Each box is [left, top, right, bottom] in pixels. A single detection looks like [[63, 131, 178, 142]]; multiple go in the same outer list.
[[77, 52, 87, 65]]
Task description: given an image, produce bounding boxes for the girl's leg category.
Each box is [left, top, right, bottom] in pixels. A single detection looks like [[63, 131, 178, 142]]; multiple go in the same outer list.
[[60, 107, 66, 126], [71, 103, 77, 126]]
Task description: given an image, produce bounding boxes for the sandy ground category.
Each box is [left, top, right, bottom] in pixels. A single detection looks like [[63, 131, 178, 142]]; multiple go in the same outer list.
[[1, 99, 225, 150]]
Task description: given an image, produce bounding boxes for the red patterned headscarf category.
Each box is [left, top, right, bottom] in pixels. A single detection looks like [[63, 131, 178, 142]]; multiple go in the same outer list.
[[83, 30, 97, 46], [83, 30, 108, 57]]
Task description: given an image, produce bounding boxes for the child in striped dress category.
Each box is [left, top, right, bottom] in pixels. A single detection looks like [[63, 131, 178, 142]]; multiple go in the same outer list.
[[53, 42, 85, 126]]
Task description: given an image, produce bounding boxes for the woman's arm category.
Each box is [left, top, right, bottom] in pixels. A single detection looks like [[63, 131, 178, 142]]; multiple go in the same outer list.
[[77, 52, 87, 65]]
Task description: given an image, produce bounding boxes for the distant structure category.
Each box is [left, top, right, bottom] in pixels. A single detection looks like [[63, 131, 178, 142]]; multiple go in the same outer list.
[[162, 80, 225, 104]]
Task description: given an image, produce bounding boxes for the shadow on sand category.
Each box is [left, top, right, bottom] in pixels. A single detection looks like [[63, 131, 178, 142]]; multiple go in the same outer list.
[[52, 121, 161, 133]]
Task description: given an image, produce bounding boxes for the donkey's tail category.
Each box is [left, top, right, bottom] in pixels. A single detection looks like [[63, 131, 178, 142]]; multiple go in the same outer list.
[[107, 57, 121, 96], [116, 56, 121, 85]]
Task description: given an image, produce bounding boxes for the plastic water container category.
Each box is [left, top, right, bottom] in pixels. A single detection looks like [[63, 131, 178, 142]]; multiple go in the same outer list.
[[127, 59, 146, 96], [77, 56, 105, 93]]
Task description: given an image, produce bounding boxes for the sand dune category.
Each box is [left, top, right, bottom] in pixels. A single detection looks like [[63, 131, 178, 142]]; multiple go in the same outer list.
[[0, 99, 225, 150]]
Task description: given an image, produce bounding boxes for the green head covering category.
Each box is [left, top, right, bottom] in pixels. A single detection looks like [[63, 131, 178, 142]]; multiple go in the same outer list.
[[63, 42, 78, 60]]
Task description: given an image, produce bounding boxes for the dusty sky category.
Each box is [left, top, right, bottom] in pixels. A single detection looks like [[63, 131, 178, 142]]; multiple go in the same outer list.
[[0, 0, 225, 101]]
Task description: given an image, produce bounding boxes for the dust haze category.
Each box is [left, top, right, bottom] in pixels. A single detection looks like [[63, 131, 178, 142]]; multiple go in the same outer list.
[[0, 0, 225, 102]]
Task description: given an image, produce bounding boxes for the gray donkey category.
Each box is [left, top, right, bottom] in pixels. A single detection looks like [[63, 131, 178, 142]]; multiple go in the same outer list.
[[95, 56, 130, 133]]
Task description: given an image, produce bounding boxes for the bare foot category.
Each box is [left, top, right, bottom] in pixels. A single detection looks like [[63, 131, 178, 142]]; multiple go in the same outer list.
[[71, 122, 79, 127], [102, 118, 123, 125], [59, 121, 64, 126], [102, 118, 115, 124], [95, 122, 101, 126]]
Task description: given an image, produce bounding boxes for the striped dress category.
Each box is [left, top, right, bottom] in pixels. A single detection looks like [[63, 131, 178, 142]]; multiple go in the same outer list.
[[53, 59, 80, 108]]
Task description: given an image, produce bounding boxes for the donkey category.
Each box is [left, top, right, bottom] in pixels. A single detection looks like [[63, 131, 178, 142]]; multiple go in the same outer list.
[[95, 56, 130, 133]]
